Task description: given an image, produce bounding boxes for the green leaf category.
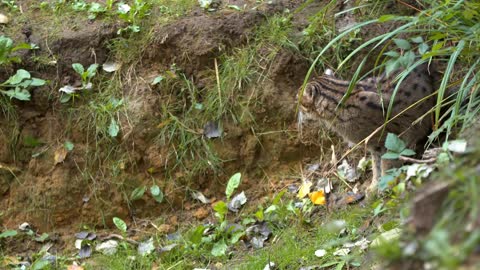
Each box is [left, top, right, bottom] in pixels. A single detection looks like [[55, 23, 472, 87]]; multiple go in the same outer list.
[[0, 230, 18, 238], [379, 174, 396, 191], [108, 119, 120, 137], [86, 64, 99, 78], [410, 36, 424, 43], [230, 231, 245, 244], [418, 43, 429, 55], [151, 76, 164, 85], [60, 93, 72, 103], [35, 232, 49, 242], [400, 149, 416, 156], [4, 88, 31, 101], [190, 225, 206, 244], [225, 172, 241, 200], [213, 201, 228, 216], [378, 15, 396, 22], [113, 217, 127, 232], [30, 78, 46, 86], [130, 186, 146, 200], [384, 51, 400, 58], [5, 69, 31, 85], [211, 240, 228, 257], [384, 133, 406, 153], [72, 63, 84, 75], [150, 185, 164, 203], [393, 38, 411, 50], [64, 141, 74, 151], [32, 259, 50, 270], [385, 59, 400, 76], [150, 185, 160, 196]]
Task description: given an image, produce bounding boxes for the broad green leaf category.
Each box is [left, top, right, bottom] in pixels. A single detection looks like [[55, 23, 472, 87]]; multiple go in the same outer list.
[[385, 59, 400, 76], [400, 149, 416, 156], [130, 186, 146, 200], [5, 69, 31, 85], [230, 231, 245, 244], [384, 133, 406, 153], [384, 51, 400, 58], [378, 174, 396, 191], [225, 172, 241, 200], [72, 63, 84, 75], [150, 185, 164, 203], [150, 185, 160, 196], [393, 38, 411, 50], [32, 259, 50, 270], [30, 78, 46, 86], [410, 36, 424, 43], [213, 201, 228, 216], [190, 225, 206, 244], [0, 230, 18, 238], [60, 93, 72, 103], [86, 64, 99, 78], [418, 43, 429, 55], [108, 119, 120, 137], [113, 217, 127, 232], [4, 89, 30, 101], [211, 240, 228, 257]]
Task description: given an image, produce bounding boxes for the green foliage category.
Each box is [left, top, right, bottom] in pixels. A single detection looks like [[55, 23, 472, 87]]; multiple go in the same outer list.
[[225, 172, 241, 200], [113, 217, 127, 233], [382, 133, 415, 160], [116, 0, 151, 34], [0, 229, 17, 238], [0, 69, 46, 101]]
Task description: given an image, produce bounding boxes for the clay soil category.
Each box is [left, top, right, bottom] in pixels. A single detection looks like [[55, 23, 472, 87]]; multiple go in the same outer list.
[[0, 0, 336, 252]]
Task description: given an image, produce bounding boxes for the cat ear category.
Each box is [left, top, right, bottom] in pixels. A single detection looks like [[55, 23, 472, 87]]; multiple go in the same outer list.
[[324, 69, 334, 77]]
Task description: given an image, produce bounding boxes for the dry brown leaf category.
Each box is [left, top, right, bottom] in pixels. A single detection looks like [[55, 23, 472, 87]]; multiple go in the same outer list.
[[54, 147, 68, 165]]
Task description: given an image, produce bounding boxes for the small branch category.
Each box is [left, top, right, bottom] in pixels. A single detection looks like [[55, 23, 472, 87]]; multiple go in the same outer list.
[[399, 156, 437, 164], [100, 234, 139, 245]]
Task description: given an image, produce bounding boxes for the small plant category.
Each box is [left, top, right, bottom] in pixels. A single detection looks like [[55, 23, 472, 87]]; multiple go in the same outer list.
[[1, 0, 19, 11], [0, 69, 46, 101], [59, 63, 98, 102], [0, 35, 36, 66], [130, 183, 164, 204], [116, 0, 151, 34]]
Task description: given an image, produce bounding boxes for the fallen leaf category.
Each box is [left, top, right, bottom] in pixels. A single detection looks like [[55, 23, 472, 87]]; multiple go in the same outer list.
[[54, 147, 68, 165], [191, 191, 210, 204], [227, 191, 247, 212], [138, 238, 155, 256], [333, 248, 350, 256], [297, 180, 313, 199], [0, 14, 9, 24], [96, 240, 118, 255], [79, 244, 92, 258], [370, 228, 402, 248], [308, 190, 326, 205], [337, 160, 358, 182], [102, 62, 120, 72], [314, 249, 327, 257]]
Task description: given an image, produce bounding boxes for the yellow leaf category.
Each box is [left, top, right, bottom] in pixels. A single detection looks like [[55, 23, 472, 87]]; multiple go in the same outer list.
[[54, 147, 68, 165], [309, 190, 326, 205], [297, 180, 313, 199]]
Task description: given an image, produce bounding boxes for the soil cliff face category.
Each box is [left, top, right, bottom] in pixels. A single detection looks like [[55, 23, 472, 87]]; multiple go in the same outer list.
[[0, 0, 325, 231]]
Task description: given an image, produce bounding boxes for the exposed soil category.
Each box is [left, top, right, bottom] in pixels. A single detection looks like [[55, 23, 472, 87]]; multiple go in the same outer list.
[[0, 0, 332, 243]]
